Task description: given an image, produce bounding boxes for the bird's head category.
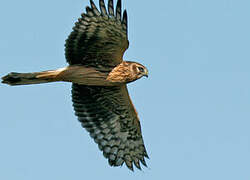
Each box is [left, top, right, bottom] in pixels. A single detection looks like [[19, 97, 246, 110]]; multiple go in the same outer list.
[[107, 61, 149, 84], [131, 62, 148, 79], [123, 61, 148, 83]]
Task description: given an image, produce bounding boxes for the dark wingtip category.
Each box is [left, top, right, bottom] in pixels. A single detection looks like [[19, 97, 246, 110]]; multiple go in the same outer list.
[[90, 0, 101, 16], [108, 0, 114, 16], [140, 157, 148, 167], [115, 0, 121, 20], [86, 6, 92, 13], [128, 165, 134, 172], [99, 0, 108, 16], [134, 161, 142, 170], [122, 10, 128, 33], [123, 9, 127, 19], [116, 0, 121, 8]]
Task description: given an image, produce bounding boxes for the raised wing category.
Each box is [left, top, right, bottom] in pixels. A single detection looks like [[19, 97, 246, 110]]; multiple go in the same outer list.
[[65, 0, 129, 68], [71, 84, 148, 171]]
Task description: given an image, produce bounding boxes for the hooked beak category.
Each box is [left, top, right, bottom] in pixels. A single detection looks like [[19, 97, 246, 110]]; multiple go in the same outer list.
[[144, 69, 149, 78]]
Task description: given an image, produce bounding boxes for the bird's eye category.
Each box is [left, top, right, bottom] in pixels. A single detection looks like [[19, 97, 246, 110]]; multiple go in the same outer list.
[[138, 67, 144, 73]]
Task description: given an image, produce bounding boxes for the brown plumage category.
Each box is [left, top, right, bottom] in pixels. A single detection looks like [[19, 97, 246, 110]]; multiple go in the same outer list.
[[2, 0, 149, 171]]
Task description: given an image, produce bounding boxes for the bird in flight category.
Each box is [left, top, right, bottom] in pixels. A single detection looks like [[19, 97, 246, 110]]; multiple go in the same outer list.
[[2, 0, 149, 171]]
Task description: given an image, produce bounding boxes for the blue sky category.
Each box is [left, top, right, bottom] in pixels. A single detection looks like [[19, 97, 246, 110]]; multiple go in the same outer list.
[[1, 0, 250, 179]]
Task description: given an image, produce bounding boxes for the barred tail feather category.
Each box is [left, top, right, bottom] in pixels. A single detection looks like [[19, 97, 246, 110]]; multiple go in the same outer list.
[[1, 69, 65, 86]]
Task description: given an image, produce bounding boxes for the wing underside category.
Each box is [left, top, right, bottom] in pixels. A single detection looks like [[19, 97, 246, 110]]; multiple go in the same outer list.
[[65, 0, 129, 68], [71, 84, 148, 171]]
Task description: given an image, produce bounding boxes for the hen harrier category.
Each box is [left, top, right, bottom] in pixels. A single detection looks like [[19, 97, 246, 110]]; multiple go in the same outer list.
[[2, 0, 149, 171]]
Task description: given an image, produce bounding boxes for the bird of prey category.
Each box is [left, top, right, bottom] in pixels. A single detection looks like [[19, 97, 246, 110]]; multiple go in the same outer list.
[[2, 0, 149, 171]]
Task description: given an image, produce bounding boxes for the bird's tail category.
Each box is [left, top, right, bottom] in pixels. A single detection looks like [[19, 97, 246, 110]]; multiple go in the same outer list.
[[1, 68, 66, 86]]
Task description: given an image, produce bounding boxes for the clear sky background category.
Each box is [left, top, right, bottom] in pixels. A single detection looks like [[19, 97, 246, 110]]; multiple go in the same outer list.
[[0, 0, 250, 179]]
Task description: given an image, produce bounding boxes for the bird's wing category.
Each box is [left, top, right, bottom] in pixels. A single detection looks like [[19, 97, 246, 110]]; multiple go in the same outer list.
[[65, 0, 129, 68], [72, 84, 148, 171]]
